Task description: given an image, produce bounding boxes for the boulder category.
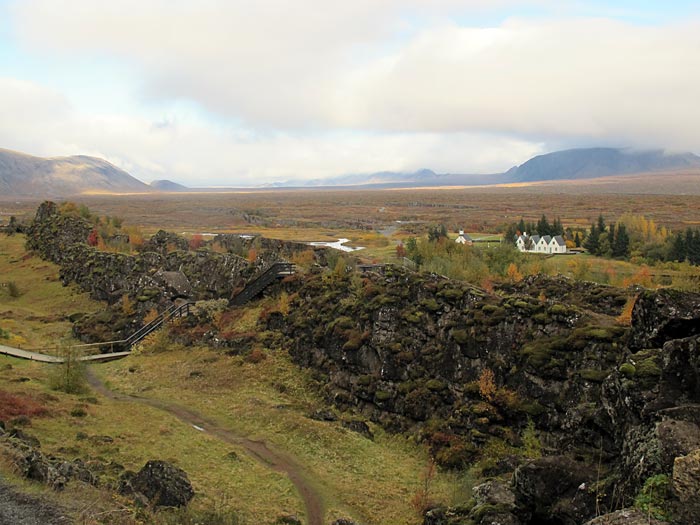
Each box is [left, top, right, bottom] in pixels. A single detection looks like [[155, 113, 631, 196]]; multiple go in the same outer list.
[[512, 456, 597, 524], [583, 508, 664, 525], [673, 448, 700, 523], [120, 460, 194, 508]]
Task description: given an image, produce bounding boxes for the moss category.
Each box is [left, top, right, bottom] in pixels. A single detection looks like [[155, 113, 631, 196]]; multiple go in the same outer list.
[[402, 311, 422, 323], [636, 358, 661, 378], [356, 374, 373, 387], [548, 304, 568, 315], [438, 288, 463, 301], [619, 362, 636, 377], [452, 329, 469, 344], [512, 300, 530, 309], [470, 503, 514, 521], [420, 298, 440, 312], [580, 368, 611, 383], [532, 312, 549, 324], [481, 304, 499, 313], [426, 379, 447, 392], [520, 341, 553, 367], [374, 390, 392, 402]]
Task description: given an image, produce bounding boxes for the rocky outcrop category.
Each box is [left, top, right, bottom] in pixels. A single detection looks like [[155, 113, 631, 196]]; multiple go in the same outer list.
[[119, 460, 194, 508], [672, 448, 700, 524], [583, 508, 664, 525], [629, 288, 700, 350], [0, 428, 99, 491]]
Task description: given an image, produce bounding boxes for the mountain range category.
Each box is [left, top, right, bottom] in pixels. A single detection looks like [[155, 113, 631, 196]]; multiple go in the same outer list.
[[1, 146, 699, 197]]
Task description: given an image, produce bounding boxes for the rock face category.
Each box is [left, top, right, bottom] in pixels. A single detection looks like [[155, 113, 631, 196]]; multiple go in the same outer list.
[[512, 456, 596, 524], [673, 448, 700, 523], [628, 288, 700, 350], [583, 508, 664, 525], [270, 267, 700, 523], [119, 460, 194, 508]]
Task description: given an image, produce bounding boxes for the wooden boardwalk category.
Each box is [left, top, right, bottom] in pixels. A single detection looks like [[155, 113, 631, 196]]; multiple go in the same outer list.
[[0, 344, 130, 364]]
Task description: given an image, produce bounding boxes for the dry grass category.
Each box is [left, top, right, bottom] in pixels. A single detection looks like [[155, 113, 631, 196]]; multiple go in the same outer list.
[[98, 344, 462, 525], [0, 235, 101, 349]]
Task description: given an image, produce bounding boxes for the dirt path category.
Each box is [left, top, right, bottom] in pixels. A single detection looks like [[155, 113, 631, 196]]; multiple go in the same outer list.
[[0, 478, 71, 525], [85, 368, 324, 525]]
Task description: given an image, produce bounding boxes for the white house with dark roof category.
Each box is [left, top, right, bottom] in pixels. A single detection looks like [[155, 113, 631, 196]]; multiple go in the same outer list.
[[536, 235, 551, 253], [515, 233, 567, 254], [549, 235, 567, 253], [455, 230, 474, 245]]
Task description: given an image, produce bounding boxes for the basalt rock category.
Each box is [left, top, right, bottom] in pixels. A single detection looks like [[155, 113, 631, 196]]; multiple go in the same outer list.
[[583, 508, 665, 525], [629, 288, 700, 350], [119, 460, 194, 508], [672, 448, 700, 524]]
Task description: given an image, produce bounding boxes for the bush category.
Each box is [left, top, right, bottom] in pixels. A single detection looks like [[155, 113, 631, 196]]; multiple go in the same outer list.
[[7, 281, 21, 298], [634, 474, 673, 520], [49, 348, 88, 394]]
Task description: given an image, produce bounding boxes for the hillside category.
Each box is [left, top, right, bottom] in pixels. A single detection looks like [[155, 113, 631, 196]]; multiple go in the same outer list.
[[150, 179, 189, 192], [505, 147, 700, 182], [0, 148, 151, 197]]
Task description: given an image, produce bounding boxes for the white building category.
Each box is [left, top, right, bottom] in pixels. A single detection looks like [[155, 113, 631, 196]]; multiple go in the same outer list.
[[515, 233, 567, 254], [455, 230, 473, 245]]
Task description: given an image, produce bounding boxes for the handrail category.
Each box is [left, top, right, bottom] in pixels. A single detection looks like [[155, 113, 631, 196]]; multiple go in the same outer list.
[[19, 301, 194, 355], [231, 262, 295, 306]]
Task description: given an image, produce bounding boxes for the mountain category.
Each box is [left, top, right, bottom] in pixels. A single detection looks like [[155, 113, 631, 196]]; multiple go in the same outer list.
[[505, 147, 700, 182], [150, 179, 189, 192], [262, 148, 700, 189], [0, 148, 151, 197]]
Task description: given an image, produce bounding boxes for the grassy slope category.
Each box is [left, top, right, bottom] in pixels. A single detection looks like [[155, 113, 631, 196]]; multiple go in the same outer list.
[[0, 233, 459, 524], [0, 235, 101, 349]]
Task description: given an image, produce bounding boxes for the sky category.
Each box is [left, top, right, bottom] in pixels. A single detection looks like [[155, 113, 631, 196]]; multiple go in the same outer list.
[[1, 0, 699, 186]]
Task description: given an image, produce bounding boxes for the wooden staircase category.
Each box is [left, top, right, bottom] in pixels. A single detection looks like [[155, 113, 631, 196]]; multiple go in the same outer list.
[[231, 262, 295, 306], [124, 301, 193, 349]]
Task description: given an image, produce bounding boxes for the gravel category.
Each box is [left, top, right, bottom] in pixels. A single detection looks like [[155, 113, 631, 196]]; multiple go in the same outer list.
[[0, 479, 71, 525]]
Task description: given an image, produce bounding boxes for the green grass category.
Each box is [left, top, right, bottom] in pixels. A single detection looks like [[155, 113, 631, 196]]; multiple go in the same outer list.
[[0, 234, 101, 350], [99, 344, 462, 525]]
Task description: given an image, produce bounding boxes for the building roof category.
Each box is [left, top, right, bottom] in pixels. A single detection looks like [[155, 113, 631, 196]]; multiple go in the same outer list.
[[551, 235, 566, 246], [530, 235, 541, 244], [457, 232, 473, 241], [540, 235, 552, 243]]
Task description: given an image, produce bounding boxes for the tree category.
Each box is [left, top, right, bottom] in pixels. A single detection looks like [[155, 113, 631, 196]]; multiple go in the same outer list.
[[428, 224, 448, 242], [612, 223, 630, 258], [517, 218, 526, 235], [669, 232, 687, 262], [574, 232, 581, 248], [552, 217, 564, 236], [396, 243, 407, 258], [597, 214, 607, 234], [584, 224, 600, 255], [536, 214, 551, 237], [189, 234, 204, 250], [87, 229, 100, 247]]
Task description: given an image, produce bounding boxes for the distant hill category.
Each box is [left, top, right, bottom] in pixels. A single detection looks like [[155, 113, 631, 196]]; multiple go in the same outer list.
[[505, 148, 700, 182], [150, 179, 189, 192], [0, 148, 151, 197], [262, 148, 700, 189]]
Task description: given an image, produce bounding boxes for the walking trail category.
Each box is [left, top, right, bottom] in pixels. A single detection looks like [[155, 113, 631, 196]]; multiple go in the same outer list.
[[85, 368, 325, 525]]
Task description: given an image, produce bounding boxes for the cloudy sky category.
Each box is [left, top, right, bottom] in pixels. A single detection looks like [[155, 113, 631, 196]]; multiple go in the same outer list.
[[1, 1, 699, 186]]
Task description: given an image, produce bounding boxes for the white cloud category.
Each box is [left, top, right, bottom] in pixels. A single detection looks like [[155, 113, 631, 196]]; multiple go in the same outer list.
[[0, 78, 541, 185], [4, 1, 700, 184]]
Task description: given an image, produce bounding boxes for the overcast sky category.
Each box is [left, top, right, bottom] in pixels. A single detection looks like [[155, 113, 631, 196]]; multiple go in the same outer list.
[[1, 0, 699, 186]]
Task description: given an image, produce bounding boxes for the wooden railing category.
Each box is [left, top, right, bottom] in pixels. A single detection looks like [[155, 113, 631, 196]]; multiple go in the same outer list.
[[231, 262, 295, 306]]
